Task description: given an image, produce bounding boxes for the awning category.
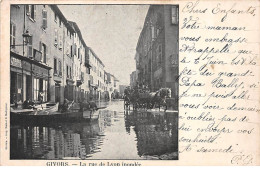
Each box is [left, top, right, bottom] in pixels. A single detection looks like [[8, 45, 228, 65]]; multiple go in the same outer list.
[[11, 51, 52, 70]]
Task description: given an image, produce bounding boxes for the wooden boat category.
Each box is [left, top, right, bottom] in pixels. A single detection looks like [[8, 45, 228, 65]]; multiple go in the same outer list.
[[11, 102, 59, 115], [11, 102, 60, 123], [10, 102, 107, 124], [33, 103, 59, 115]]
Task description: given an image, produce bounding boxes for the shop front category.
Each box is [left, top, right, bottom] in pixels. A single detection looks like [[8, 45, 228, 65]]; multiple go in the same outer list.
[[10, 51, 51, 106]]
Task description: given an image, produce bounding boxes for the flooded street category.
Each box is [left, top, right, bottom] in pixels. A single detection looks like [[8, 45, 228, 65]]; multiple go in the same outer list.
[[10, 100, 178, 160]]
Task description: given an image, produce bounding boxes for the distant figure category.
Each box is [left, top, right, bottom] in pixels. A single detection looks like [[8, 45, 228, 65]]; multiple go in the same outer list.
[[38, 92, 44, 104], [63, 99, 70, 112], [88, 101, 97, 111], [23, 99, 35, 109], [11, 93, 18, 108], [79, 99, 90, 112]]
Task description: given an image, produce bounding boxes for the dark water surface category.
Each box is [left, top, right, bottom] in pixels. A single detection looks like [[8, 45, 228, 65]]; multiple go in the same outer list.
[[10, 100, 178, 160]]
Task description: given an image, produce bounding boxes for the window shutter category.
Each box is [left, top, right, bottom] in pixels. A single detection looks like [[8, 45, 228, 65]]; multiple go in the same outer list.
[[42, 10, 47, 29], [171, 6, 178, 25], [44, 45, 47, 63], [59, 34, 62, 49], [74, 44, 77, 56], [26, 5, 30, 15], [71, 45, 73, 57], [13, 25, 16, 38], [54, 58, 57, 74], [39, 41, 42, 61], [151, 26, 154, 40], [39, 41, 42, 52], [28, 46, 32, 58], [34, 5, 37, 20], [54, 29, 58, 45], [45, 10, 47, 28]]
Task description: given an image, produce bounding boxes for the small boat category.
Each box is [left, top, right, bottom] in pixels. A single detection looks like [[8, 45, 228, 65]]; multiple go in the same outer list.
[[11, 102, 107, 124], [11, 102, 59, 123], [33, 102, 59, 115]]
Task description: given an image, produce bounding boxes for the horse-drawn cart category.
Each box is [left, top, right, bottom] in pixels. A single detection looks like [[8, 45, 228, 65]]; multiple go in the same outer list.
[[124, 88, 172, 112]]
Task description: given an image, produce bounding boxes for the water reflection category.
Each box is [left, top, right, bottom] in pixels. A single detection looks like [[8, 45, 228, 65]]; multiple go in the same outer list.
[[124, 110, 178, 159], [10, 122, 103, 159], [10, 101, 178, 160]]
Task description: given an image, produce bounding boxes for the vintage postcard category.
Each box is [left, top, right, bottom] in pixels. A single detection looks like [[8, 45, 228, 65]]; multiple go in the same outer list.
[[0, 0, 259, 166]]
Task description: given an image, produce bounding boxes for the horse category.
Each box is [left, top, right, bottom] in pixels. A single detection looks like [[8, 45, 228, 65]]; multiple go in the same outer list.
[[123, 94, 131, 110], [129, 89, 139, 110], [79, 100, 97, 112], [138, 90, 154, 110], [151, 88, 172, 112]]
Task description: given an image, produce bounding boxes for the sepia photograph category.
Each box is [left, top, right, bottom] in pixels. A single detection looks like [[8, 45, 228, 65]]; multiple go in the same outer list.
[[9, 4, 179, 160]]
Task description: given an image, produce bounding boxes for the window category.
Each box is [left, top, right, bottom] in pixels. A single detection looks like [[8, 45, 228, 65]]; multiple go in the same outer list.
[[10, 23, 16, 48], [171, 6, 179, 25], [54, 29, 58, 46], [40, 42, 47, 63], [69, 67, 72, 78], [151, 26, 155, 40], [17, 74, 22, 102], [78, 48, 80, 59], [54, 58, 57, 74], [39, 79, 47, 102], [33, 78, 39, 101], [43, 79, 47, 102], [58, 61, 62, 76], [27, 36, 33, 58], [42, 9, 47, 29], [67, 65, 69, 78], [59, 34, 62, 49], [75, 44, 78, 56], [26, 5, 36, 20], [156, 13, 162, 36], [66, 42, 70, 56]]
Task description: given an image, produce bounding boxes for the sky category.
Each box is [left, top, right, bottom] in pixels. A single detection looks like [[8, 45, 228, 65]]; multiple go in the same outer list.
[[58, 5, 149, 85]]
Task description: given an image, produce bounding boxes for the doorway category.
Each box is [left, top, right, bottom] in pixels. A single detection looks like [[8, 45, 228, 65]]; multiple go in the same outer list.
[[55, 83, 60, 103], [26, 75, 31, 100]]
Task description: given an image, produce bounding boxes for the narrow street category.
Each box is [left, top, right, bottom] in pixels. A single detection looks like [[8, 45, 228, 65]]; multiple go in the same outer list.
[[10, 100, 178, 160]]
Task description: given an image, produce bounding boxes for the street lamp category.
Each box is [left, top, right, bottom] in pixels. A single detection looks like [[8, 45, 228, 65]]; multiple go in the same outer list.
[[10, 30, 32, 47], [22, 30, 32, 44], [10, 29, 32, 58]]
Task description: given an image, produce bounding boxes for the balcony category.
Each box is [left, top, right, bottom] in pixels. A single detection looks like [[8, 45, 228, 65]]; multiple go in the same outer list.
[[54, 70, 62, 77], [76, 72, 84, 87], [85, 59, 92, 68]]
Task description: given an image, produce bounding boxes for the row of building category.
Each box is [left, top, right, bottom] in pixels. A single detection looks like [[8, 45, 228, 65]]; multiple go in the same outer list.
[[10, 4, 120, 105], [130, 5, 179, 101]]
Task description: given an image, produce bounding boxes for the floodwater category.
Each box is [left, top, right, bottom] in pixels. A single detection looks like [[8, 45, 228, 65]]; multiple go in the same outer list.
[[10, 100, 178, 160]]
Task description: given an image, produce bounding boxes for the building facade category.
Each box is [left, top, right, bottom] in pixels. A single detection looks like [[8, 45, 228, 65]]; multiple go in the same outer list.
[[135, 5, 179, 99], [87, 48, 105, 101], [10, 5, 53, 105], [130, 71, 137, 88], [10, 4, 117, 106], [68, 21, 87, 102]]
